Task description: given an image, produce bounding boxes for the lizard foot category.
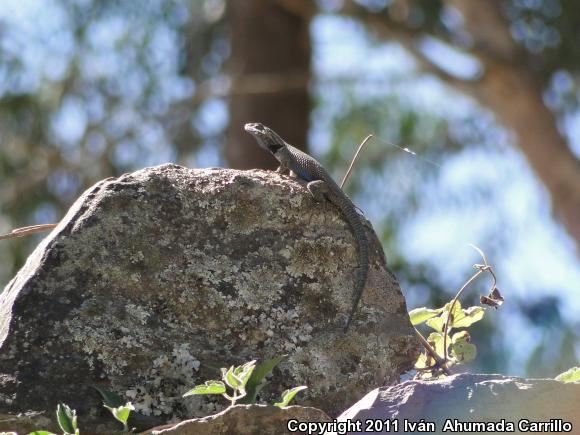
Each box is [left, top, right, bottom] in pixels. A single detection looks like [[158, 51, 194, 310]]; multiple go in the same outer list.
[[276, 165, 291, 175]]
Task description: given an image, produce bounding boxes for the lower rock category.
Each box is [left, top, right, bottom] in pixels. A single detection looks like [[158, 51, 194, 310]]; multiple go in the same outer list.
[[143, 405, 330, 435], [338, 373, 580, 434]]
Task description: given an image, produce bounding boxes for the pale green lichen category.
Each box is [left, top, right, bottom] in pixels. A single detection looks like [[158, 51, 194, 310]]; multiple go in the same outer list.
[[126, 344, 201, 416], [129, 250, 145, 263], [125, 303, 150, 325]]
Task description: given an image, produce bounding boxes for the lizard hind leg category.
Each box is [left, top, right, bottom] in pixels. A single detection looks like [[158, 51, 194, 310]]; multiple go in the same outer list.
[[306, 180, 330, 203]]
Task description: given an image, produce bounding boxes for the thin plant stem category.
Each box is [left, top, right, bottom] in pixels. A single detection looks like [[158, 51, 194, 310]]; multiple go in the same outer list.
[[0, 223, 58, 241], [340, 135, 373, 189], [442, 269, 485, 365], [413, 327, 452, 375], [442, 245, 496, 365]]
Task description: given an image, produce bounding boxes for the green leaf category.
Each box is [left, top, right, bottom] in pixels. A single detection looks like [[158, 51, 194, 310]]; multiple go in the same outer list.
[[449, 331, 476, 363], [222, 365, 240, 390], [27, 432, 57, 435], [427, 332, 445, 358], [232, 360, 256, 389], [426, 301, 470, 333], [408, 307, 442, 326], [425, 316, 445, 332], [450, 306, 485, 329], [222, 361, 256, 392], [240, 355, 287, 404], [105, 402, 135, 425], [555, 367, 580, 383], [446, 301, 464, 325], [414, 352, 430, 369], [92, 386, 126, 408], [56, 403, 77, 435], [183, 380, 227, 397], [273, 386, 308, 407]]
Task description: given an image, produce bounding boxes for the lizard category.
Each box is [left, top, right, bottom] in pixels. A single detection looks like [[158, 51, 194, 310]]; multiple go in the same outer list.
[[244, 122, 369, 332]]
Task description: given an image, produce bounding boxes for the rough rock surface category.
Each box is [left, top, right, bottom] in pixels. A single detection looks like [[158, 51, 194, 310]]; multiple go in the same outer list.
[[143, 405, 330, 434], [0, 164, 417, 433], [338, 373, 580, 435]]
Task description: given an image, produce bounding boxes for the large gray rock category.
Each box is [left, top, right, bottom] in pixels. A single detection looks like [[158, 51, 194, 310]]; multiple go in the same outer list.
[[0, 164, 417, 433], [337, 373, 580, 434]]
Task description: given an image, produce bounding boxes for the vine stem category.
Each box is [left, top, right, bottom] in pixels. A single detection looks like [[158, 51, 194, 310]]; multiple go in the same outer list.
[[442, 269, 485, 365], [442, 244, 497, 366]]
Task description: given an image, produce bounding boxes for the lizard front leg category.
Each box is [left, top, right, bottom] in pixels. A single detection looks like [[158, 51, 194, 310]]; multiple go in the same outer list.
[[277, 165, 301, 179], [307, 180, 330, 203], [306, 180, 331, 226]]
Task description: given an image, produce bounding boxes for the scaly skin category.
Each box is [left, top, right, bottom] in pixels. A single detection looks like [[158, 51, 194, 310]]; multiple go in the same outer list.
[[244, 122, 369, 331]]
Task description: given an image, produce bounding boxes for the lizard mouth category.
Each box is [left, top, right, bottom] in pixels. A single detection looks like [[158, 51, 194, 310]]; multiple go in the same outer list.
[[244, 123, 266, 135]]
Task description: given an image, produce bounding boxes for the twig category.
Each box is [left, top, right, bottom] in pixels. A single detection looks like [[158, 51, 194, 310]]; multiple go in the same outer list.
[[0, 224, 58, 241], [340, 134, 374, 189], [413, 327, 452, 376]]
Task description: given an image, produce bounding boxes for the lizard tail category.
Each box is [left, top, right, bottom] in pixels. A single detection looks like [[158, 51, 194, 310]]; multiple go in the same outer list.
[[336, 202, 370, 332]]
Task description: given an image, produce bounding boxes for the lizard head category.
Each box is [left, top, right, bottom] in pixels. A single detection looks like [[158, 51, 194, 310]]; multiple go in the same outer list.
[[244, 123, 285, 153]]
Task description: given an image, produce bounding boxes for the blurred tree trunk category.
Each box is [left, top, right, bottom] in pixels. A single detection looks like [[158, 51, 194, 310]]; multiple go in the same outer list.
[[226, 0, 313, 170]]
